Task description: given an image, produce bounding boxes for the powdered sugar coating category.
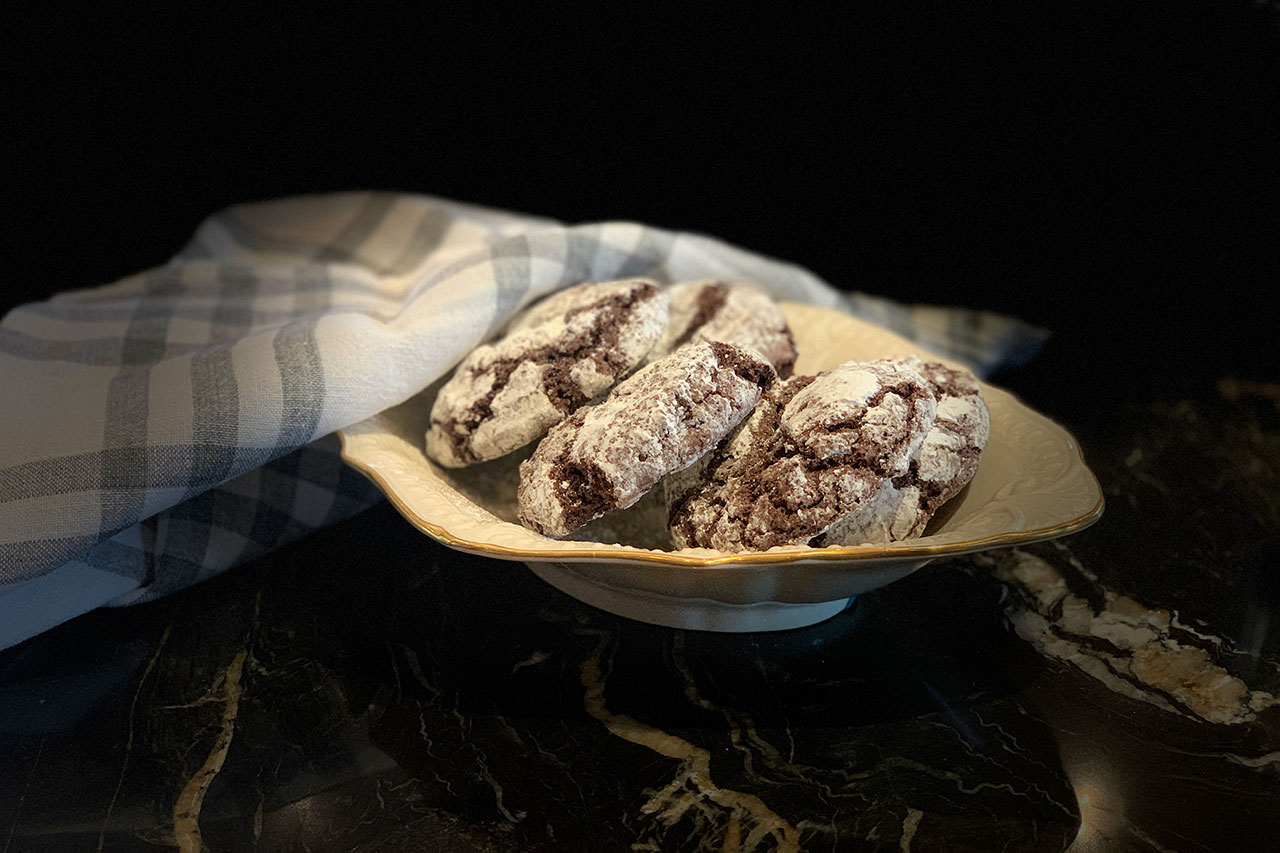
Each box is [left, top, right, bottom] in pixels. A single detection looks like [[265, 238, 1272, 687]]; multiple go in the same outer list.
[[646, 280, 797, 377], [781, 359, 937, 475], [425, 279, 668, 467], [518, 341, 774, 538], [821, 358, 989, 545], [817, 480, 927, 545], [661, 374, 807, 516], [910, 359, 990, 501], [669, 360, 939, 551]]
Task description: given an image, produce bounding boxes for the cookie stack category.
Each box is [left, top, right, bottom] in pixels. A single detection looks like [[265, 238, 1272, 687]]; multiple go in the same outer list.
[[425, 279, 988, 552]]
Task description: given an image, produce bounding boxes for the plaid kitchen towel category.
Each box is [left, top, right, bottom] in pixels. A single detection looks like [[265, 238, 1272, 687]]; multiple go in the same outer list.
[[0, 191, 1047, 649]]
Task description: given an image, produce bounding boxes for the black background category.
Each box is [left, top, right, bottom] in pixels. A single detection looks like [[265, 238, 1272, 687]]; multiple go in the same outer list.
[[6, 3, 1279, 405]]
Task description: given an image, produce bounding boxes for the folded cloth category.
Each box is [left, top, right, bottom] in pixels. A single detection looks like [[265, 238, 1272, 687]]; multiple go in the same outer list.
[[0, 192, 1047, 649]]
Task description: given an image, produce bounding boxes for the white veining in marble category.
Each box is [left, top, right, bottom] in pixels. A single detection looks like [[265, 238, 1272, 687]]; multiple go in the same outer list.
[[984, 548, 1278, 725]]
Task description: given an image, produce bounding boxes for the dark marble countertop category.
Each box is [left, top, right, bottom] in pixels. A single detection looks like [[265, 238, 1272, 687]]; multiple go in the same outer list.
[[2, 360, 1279, 853]]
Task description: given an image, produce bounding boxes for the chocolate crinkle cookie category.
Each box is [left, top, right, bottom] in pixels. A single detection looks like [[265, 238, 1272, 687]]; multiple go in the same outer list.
[[670, 357, 986, 551], [645, 279, 797, 377], [818, 358, 990, 545], [517, 341, 775, 538], [425, 279, 668, 468]]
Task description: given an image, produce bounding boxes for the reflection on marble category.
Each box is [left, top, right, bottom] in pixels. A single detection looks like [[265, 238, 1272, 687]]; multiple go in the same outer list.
[[0, 384, 1278, 852]]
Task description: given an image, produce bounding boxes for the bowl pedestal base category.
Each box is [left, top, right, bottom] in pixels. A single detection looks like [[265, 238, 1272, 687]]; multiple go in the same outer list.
[[525, 561, 857, 632]]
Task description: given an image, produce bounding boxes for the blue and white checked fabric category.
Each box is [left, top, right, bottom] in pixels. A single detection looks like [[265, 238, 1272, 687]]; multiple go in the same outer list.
[[0, 191, 1046, 649]]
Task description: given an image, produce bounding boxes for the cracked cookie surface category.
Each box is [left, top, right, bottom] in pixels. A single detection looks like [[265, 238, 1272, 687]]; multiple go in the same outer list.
[[669, 359, 939, 551], [644, 279, 797, 377], [820, 358, 989, 545], [425, 279, 668, 467], [518, 341, 774, 538]]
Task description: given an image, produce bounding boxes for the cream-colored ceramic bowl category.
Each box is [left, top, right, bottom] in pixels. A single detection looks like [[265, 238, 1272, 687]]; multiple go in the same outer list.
[[338, 303, 1103, 631]]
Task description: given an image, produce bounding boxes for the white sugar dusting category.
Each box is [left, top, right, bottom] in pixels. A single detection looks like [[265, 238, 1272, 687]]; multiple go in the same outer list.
[[518, 342, 771, 537], [425, 279, 668, 467], [647, 280, 797, 374]]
